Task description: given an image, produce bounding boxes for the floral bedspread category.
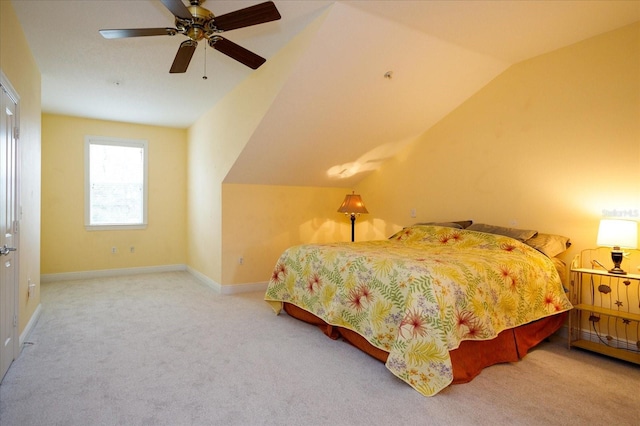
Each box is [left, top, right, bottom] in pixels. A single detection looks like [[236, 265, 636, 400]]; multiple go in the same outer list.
[[264, 225, 572, 396]]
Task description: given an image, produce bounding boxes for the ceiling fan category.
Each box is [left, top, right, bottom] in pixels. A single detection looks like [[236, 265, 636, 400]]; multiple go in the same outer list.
[[99, 0, 281, 73]]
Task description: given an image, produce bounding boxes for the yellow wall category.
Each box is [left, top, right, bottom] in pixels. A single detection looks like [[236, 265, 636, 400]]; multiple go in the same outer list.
[[13, 0, 638, 297], [194, 22, 639, 288], [41, 114, 187, 274], [221, 184, 352, 284], [359, 22, 640, 264], [0, 0, 42, 334]]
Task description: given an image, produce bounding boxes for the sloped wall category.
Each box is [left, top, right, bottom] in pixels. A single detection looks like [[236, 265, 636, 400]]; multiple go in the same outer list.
[[359, 22, 640, 262], [186, 9, 333, 286]]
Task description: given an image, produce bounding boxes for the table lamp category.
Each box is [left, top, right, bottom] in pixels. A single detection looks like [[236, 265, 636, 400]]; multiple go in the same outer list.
[[596, 219, 638, 274]]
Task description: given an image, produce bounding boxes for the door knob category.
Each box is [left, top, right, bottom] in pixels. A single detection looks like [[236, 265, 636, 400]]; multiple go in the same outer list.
[[0, 245, 16, 256]]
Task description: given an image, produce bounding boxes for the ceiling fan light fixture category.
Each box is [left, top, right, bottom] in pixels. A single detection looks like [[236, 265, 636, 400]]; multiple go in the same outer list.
[[187, 27, 205, 41]]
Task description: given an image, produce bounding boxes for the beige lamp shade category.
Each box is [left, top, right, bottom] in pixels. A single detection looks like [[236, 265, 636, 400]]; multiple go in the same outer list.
[[597, 219, 638, 249], [337, 192, 368, 215]]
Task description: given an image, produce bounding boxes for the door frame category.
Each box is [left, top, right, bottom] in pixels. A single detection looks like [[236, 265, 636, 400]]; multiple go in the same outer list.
[[0, 69, 20, 379]]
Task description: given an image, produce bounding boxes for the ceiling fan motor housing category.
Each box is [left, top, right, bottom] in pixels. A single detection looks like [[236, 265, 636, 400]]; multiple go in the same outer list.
[[179, 3, 215, 41]]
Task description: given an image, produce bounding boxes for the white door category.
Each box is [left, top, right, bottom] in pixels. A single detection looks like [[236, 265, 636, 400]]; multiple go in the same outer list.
[[0, 76, 18, 382]]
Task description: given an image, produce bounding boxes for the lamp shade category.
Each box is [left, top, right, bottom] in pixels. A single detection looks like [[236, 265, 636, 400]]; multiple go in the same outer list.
[[337, 192, 368, 215], [596, 219, 638, 249]]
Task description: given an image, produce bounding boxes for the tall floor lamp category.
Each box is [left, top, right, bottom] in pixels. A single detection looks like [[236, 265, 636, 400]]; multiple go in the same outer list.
[[337, 191, 368, 242]]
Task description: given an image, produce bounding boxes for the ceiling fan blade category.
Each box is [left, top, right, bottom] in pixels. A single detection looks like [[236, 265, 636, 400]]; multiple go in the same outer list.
[[212, 1, 281, 32], [170, 40, 198, 73], [160, 0, 193, 21], [210, 37, 266, 70], [99, 28, 177, 39]]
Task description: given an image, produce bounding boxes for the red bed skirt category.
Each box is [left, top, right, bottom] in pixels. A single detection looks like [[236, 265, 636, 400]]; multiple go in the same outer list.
[[283, 302, 567, 384]]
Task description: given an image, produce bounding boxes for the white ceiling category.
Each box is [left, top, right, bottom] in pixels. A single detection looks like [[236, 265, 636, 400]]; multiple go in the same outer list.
[[12, 0, 331, 128], [11, 0, 640, 187]]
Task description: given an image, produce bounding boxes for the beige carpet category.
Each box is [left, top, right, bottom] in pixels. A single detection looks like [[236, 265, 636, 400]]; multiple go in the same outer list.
[[0, 271, 638, 425]]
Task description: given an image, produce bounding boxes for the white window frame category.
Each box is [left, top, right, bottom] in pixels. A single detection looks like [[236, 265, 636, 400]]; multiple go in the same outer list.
[[84, 136, 148, 230]]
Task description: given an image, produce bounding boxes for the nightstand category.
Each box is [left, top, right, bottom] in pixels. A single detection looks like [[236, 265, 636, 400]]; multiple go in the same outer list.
[[568, 248, 640, 364]]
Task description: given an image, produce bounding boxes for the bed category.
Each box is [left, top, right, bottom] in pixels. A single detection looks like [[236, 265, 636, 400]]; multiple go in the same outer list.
[[264, 222, 573, 396]]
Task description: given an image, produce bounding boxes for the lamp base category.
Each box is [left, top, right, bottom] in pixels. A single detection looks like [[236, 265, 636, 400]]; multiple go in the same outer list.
[[350, 214, 356, 242], [609, 248, 627, 275]]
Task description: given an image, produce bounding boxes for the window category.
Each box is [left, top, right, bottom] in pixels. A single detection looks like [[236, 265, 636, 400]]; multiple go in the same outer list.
[[85, 136, 148, 229]]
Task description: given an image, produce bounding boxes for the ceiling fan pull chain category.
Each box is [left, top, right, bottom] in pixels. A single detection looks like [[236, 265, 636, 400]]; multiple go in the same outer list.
[[203, 42, 208, 80]]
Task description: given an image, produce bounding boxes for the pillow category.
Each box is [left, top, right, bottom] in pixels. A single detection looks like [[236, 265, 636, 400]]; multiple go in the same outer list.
[[524, 233, 571, 258], [414, 220, 473, 229], [467, 223, 537, 242], [415, 222, 462, 229], [452, 220, 473, 229]]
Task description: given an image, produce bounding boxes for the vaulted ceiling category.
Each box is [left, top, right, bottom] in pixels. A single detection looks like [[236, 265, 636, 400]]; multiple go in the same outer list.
[[11, 1, 640, 187]]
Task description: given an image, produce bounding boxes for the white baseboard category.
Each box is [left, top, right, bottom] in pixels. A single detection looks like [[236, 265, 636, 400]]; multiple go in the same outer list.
[[551, 324, 621, 346], [568, 325, 638, 348], [20, 303, 42, 347], [186, 266, 268, 295], [40, 264, 187, 282], [186, 266, 220, 291], [40, 264, 268, 295], [555, 324, 569, 340], [220, 281, 269, 295]]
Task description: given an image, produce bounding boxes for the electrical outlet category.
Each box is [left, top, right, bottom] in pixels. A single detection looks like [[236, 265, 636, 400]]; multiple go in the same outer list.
[[410, 208, 416, 218], [130, 246, 135, 253], [28, 278, 35, 299], [239, 256, 244, 265], [111, 247, 117, 254]]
